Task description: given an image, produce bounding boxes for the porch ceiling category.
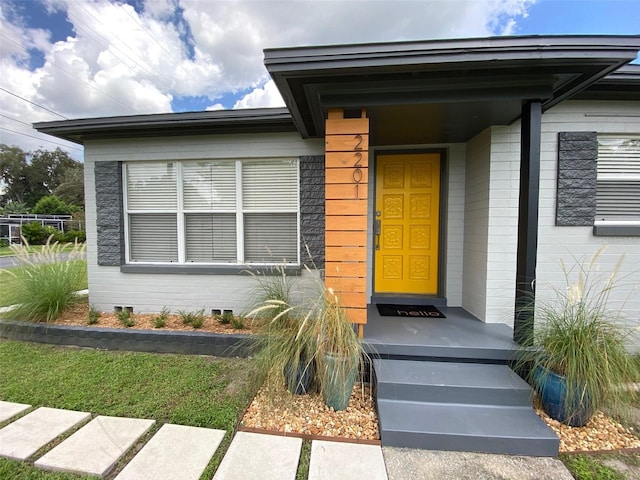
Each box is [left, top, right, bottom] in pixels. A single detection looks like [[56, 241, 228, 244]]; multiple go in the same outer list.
[[264, 35, 640, 142]]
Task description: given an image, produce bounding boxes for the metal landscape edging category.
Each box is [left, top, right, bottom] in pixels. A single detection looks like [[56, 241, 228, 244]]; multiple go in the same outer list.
[[0, 319, 253, 357]]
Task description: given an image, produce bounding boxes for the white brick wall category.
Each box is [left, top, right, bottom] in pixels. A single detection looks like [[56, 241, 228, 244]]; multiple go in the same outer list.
[[536, 100, 640, 339]]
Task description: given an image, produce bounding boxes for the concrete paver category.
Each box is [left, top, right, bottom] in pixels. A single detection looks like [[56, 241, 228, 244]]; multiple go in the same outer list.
[[213, 431, 302, 480], [309, 440, 388, 480], [35, 415, 155, 477], [0, 407, 90, 460], [115, 423, 225, 480], [382, 447, 574, 480], [0, 401, 31, 423]]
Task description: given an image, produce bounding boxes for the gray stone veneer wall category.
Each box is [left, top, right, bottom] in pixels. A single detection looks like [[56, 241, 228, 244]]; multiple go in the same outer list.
[[556, 132, 598, 226], [95, 161, 124, 266], [299, 155, 325, 270]]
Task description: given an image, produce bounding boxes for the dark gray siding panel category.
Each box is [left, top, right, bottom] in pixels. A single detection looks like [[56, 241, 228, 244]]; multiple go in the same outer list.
[[555, 132, 597, 226], [95, 161, 124, 266], [300, 155, 325, 270]]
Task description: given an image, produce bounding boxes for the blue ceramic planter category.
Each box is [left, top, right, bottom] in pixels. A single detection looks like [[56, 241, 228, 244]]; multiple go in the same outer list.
[[322, 352, 357, 411], [533, 364, 592, 427], [284, 357, 316, 395]]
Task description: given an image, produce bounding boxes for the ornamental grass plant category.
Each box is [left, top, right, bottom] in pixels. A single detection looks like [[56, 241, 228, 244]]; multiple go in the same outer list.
[[4, 236, 87, 323], [246, 263, 367, 409], [516, 247, 640, 425]]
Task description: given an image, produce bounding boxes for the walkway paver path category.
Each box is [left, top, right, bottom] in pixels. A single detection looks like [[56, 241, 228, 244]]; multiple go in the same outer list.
[[0, 407, 90, 460], [0, 400, 30, 423], [115, 423, 225, 480], [309, 440, 388, 480], [213, 431, 302, 480], [0, 400, 576, 479], [35, 415, 155, 477]]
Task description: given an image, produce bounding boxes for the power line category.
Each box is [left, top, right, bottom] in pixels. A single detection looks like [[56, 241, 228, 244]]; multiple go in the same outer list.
[[0, 34, 143, 116], [0, 127, 83, 152], [0, 113, 32, 128], [118, 3, 202, 92], [68, 0, 179, 94], [0, 87, 68, 120]]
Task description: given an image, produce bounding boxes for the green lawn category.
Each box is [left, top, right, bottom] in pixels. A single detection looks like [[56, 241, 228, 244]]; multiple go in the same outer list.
[[0, 260, 88, 308], [0, 341, 257, 479]]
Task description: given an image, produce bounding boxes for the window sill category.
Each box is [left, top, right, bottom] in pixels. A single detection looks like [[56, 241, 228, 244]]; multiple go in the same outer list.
[[120, 264, 302, 275], [593, 223, 640, 236]]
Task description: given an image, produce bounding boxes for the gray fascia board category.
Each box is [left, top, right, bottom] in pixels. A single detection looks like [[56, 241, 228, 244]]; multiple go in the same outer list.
[[264, 35, 640, 74], [33, 108, 295, 145]]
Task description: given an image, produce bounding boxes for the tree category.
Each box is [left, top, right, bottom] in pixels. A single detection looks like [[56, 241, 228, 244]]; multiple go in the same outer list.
[[32, 195, 79, 215], [0, 144, 29, 204], [0, 145, 84, 209]]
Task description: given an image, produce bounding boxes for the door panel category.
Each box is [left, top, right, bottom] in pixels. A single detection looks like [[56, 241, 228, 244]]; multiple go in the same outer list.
[[375, 153, 440, 294]]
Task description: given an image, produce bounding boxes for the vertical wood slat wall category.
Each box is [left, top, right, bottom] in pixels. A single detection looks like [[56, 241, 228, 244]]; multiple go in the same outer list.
[[324, 108, 369, 333]]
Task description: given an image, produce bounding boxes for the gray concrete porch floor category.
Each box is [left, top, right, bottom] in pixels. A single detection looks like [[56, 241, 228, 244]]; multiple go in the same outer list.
[[363, 305, 519, 362]]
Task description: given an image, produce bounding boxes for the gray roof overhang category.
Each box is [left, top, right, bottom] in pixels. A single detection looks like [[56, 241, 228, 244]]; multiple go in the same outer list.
[[264, 35, 640, 139], [577, 64, 640, 100], [33, 108, 296, 145]]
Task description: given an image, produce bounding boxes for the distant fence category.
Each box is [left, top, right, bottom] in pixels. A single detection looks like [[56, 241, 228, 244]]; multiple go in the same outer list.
[[0, 214, 82, 244]]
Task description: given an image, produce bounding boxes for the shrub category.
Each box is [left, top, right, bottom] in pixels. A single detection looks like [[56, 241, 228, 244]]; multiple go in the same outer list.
[[153, 307, 170, 328], [4, 238, 87, 322], [179, 309, 205, 328], [116, 309, 135, 328], [0, 239, 9, 248], [20, 222, 58, 245], [221, 310, 234, 325], [88, 305, 101, 325], [57, 230, 86, 243], [230, 315, 244, 330]]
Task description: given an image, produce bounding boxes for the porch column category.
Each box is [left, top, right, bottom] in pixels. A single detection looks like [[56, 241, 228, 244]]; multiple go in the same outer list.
[[324, 108, 369, 336], [514, 100, 542, 344]]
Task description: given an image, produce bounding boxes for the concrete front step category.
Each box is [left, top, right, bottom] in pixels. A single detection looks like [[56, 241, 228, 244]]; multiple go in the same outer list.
[[377, 399, 559, 456], [374, 359, 532, 406]]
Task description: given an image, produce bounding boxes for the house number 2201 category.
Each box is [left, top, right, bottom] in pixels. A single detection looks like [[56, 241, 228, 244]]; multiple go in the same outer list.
[[353, 135, 363, 199]]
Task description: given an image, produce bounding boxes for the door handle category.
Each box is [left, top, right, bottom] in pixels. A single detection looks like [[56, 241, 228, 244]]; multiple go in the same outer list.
[[375, 219, 381, 250]]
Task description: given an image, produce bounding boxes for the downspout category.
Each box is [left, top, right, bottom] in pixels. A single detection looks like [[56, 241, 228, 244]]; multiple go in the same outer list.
[[513, 101, 542, 345]]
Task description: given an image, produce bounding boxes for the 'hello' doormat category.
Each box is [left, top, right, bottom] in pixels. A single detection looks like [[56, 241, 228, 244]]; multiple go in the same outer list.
[[376, 304, 446, 318]]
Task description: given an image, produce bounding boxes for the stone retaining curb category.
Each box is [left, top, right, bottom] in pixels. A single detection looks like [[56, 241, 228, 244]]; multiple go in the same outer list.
[[0, 320, 253, 357]]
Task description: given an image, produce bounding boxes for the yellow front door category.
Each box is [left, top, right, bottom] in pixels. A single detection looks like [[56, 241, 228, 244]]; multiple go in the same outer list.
[[375, 153, 440, 294]]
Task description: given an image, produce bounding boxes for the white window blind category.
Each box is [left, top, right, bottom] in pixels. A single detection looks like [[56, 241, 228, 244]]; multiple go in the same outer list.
[[183, 161, 236, 210], [597, 136, 640, 222], [125, 159, 299, 265], [185, 213, 236, 262], [126, 163, 177, 210], [244, 213, 297, 262], [242, 160, 298, 209], [129, 214, 178, 262]]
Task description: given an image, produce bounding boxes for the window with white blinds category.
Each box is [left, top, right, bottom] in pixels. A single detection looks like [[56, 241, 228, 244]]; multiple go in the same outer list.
[[596, 136, 640, 223], [124, 159, 299, 264]]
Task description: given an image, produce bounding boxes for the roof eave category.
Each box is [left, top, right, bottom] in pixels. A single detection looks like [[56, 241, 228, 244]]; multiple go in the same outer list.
[[33, 108, 295, 145]]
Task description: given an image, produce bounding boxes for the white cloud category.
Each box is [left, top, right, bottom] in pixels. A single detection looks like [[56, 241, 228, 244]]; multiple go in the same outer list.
[[205, 103, 225, 111], [233, 80, 285, 109], [0, 0, 537, 155]]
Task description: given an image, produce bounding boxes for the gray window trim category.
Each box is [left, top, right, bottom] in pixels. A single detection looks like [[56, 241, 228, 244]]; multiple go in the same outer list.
[[593, 223, 640, 236], [120, 264, 301, 275]]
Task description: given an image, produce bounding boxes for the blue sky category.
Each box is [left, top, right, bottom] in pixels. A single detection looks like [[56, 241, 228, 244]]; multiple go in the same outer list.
[[0, 0, 638, 157]]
